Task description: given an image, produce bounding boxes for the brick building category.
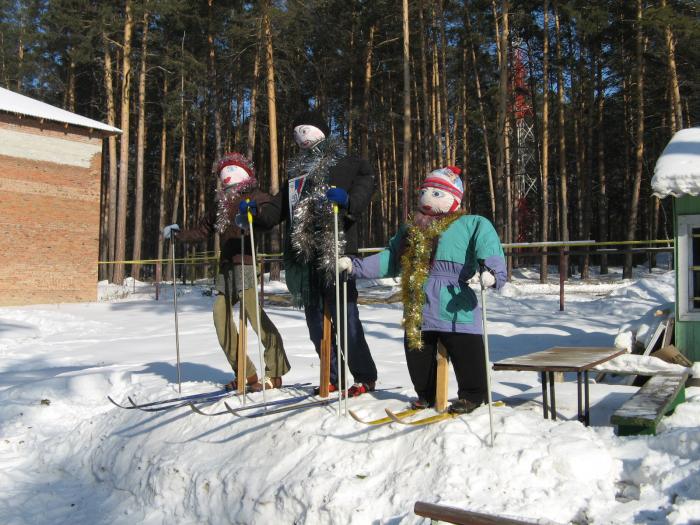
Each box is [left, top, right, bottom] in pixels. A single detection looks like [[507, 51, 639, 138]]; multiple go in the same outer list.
[[0, 87, 120, 306]]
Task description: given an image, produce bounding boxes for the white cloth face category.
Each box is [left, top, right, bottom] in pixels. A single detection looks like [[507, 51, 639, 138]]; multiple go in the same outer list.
[[220, 165, 250, 189], [293, 125, 326, 149], [418, 187, 458, 216]]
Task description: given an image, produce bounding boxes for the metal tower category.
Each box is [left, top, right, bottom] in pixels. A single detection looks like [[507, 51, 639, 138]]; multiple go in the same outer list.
[[511, 38, 538, 242]]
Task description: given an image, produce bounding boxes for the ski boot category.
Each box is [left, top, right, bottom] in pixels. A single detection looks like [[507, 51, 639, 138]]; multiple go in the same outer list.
[[346, 381, 376, 397], [224, 373, 262, 392], [410, 397, 434, 410], [263, 376, 283, 389], [447, 399, 480, 414], [313, 383, 339, 395]]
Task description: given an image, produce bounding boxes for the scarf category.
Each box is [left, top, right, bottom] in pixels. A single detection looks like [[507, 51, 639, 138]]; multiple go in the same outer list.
[[284, 136, 346, 307], [401, 210, 466, 350]]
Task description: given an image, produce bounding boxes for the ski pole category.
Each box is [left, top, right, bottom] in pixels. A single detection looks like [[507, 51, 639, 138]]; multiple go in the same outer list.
[[332, 197, 345, 417], [479, 263, 495, 447], [171, 236, 182, 394], [342, 271, 349, 416], [247, 200, 267, 408]]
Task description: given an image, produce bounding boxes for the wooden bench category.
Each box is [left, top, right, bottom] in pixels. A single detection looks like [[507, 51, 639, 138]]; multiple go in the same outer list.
[[610, 371, 690, 436], [414, 501, 547, 525]]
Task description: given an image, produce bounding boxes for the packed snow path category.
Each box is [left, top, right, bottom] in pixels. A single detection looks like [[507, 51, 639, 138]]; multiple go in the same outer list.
[[1, 270, 699, 524]]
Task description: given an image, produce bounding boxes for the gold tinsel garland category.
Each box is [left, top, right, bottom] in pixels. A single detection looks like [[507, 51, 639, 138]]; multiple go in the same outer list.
[[400, 211, 465, 350]]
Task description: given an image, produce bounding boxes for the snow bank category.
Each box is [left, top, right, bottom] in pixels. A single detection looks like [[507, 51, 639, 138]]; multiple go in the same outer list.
[[1, 269, 699, 524]]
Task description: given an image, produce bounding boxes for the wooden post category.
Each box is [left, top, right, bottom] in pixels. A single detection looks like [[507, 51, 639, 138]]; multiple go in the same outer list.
[[435, 341, 449, 413], [319, 298, 332, 398], [559, 246, 565, 311], [237, 303, 247, 395]]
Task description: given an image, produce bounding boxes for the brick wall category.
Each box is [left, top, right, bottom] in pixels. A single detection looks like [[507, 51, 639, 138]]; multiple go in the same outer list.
[[0, 117, 104, 305]]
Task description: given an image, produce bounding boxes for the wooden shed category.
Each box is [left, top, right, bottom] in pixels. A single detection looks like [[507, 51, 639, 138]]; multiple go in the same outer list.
[[0, 87, 121, 306], [652, 127, 700, 362]]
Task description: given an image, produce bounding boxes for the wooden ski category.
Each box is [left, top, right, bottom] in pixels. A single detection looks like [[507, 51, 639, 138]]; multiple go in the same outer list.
[[348, 408, 421, 426]]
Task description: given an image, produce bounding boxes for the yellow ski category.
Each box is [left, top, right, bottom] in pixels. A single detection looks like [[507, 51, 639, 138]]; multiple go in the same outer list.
[[385, 408, 456, 426], [349, 408, 420, 425]]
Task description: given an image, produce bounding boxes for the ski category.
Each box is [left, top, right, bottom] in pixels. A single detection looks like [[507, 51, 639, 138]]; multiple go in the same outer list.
[[348, 408, 421, 425], [107, 388, 228, 410], [189, 391, 314, 416], [385, 408, 457, 426], [109, 382, 312, 411], [127, 391, 233, 412], [225, 396, 337, 418]]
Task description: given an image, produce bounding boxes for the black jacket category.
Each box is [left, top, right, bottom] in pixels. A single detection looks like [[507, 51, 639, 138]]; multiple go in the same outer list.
[[270, 154, 375, 255]]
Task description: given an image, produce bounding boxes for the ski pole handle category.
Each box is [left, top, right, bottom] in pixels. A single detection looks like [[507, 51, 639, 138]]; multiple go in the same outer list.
[[246, 198, 253, 224], [331, 186, 339, 215]]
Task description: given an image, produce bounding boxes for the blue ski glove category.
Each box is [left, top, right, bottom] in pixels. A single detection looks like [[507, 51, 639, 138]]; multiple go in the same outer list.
[[326, 187, 349, 208], [239, 199, 257, 217]]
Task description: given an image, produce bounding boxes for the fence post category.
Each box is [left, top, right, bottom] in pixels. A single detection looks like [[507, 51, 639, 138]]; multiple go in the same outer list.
[[559, 246, 565, 312]]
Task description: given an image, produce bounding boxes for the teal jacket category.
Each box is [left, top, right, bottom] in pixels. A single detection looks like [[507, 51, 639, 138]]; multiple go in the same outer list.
[[353, 214, 506, 334]]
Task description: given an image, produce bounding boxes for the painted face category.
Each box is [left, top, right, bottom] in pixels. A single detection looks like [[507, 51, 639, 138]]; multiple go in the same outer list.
[[418, 187, 457, 215], [219, 164, 250, 190], [293, 125, 326, 149]]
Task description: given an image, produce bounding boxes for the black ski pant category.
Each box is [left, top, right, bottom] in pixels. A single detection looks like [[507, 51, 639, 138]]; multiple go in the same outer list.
[[405, 331, 487, 405], [304, 278, 377, 387]]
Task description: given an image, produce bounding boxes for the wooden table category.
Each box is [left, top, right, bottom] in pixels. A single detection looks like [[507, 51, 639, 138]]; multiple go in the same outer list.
[[493, 346, 626, 426]]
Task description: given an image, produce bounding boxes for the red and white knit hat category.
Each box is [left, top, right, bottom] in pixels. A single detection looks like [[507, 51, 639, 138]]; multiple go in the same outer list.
[[421, 166, 464, 202], [216, 152, 255, 190]]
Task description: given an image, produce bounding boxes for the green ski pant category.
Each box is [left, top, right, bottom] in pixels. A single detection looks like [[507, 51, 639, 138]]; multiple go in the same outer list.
[[213, 288, 290, 378]]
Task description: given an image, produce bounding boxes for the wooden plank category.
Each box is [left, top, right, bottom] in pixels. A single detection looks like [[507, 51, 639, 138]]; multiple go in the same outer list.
[[319, 299, 332, 398], [611, 371, 689, 434], [414, 501, 542, 525], [642, 320, 666, 357], [435, 342, 449, 413], [493, 347, 626, 372], [237, 300, 247, 395], [661, 317, 675, 348]]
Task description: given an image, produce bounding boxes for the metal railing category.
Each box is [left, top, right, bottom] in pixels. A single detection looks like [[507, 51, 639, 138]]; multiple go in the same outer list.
[[97, 239, 674, 311]]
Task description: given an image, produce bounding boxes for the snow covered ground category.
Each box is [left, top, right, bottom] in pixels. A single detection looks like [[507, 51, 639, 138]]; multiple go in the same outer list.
[[1, 267, 699, 524]]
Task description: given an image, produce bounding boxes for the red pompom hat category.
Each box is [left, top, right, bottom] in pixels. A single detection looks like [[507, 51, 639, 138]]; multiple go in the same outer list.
[[421, 166, 464, 202]]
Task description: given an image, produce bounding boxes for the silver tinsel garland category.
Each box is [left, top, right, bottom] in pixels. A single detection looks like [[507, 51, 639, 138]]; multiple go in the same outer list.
[[288, 136, 346, 282], [214, 178, 257, 233]]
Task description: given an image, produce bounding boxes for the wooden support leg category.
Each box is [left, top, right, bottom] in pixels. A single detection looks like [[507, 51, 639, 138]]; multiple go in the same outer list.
[[237, 304, 247, 395], [435, 341, 450, 413], [319, 298, 332, 398]]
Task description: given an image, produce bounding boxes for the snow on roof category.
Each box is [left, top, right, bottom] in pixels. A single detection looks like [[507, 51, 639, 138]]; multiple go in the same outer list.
[[0, 86, 121, 135], [652, 127, 700, 198]]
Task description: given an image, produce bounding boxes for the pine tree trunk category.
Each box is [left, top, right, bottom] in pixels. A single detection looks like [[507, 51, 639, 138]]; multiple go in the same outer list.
[[495, 0, 509, 239], [103, 34, 118, 283], [596, 57, 608, 274], [156, 78, 168, 287], [465, 12, 496, 222], [132, 9, 149, 282], [553, 1, 569, 278], [661, 0, 683, 132], [263, 3, 281, 280], [360, 24, 376, 160], [347, 11, 356, 152], [624, 0, 646, 279], [460, 44, 470, 212], [540, 0, 550, 282], [247, 23, 261, 160], [401, 0, 412, 223], [418, 0, 432, 174], [208, 0, 222, 260], [113, 0, 134, 285]]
